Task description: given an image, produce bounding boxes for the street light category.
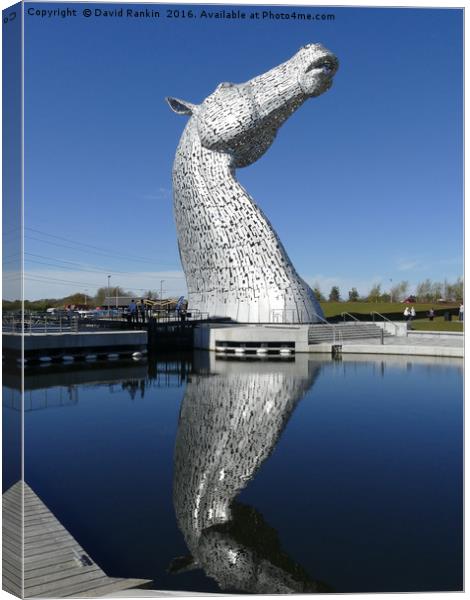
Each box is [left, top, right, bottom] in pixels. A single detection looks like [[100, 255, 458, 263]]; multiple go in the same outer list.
[[84, 289, 88, 307], [160, 279, 165, 302], [107, 275, 111, 310], [389, 279, 393, 303]]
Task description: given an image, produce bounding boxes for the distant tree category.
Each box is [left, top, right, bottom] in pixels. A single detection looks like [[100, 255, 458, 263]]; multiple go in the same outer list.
[[390, 281, 409, 302], [415, 279, 433, 302], [144, 289, 159, 300], [62, 292, 92, 307], [348, 287, 359, 302], [24, 299, 50, 312], [2, 300, 21, 311], [328, 286, 341, 302], [367, 283, 381, 303], [443, 279, 450, 300], [449, 277, 463, 301], [312, 282, 326, 302], [431, 281, 443, 301], [94, 286, 131, 305]]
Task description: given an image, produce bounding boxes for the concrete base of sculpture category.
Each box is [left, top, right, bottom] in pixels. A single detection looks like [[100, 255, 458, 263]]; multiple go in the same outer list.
[[193, 323, 464, 358], [194, 323, 311, 353]]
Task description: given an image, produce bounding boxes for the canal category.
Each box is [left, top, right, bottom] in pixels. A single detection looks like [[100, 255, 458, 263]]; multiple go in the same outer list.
[[3, 352, 463, 593]]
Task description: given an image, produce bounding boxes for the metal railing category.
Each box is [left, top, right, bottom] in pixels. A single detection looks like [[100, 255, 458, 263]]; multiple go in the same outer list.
[[3, 314, 79, 334], [3, 309, 214, 334], [341, 312, 360, 323], [370, 312, 399, 335]]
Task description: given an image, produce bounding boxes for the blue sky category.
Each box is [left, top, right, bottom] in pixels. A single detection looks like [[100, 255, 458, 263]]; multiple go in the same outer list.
[[17, 3, 463, 300]]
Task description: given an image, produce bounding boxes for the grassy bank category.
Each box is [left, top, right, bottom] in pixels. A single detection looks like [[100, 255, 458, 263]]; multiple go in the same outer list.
[[319, 302, 463, 332], [409, 318, 463, 332]]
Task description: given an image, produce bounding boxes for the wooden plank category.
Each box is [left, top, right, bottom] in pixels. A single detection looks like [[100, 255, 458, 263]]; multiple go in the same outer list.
[[3, 502, 23, 519], [25, 529, 72, 544], [22, 553, 73, 572], [2, 525, 23, 545], [25, 568, 105, 596], [25, 564, 99, 585], [2, 481, 23, 598], [3, 515, 23, 533], [2, 561, 22, 581], [25, 560, 83, 581], [3, 575, 22, 598], [4, 482, 151, 598], [25, 546, 87, 564], [2, 535, 22, 556], [2, 567, 22, 587], [5, 485, 23, 500], [25, 540, 81, 560], [24, 506, 50, 517], [24, 512, 57, 522], [68, 578, 151, 598], [2, 560, 22, 580], [4, 485, 22, 497], [2, 571, 21, 587], [2, 547, 22, 564], [2, 548, 22, 564], [25, 535, 78, 552], [31, 573, 115, 598], [3, 501, 22, 514]]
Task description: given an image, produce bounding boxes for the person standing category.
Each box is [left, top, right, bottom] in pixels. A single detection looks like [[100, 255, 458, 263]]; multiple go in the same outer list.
[[459, 304, 464, 322], [128, 299, 137, 323], [403, 306, 410, 321], [410, 306, 416, 321], [428, 308, 435, 321], [139, 299, 146, 324]]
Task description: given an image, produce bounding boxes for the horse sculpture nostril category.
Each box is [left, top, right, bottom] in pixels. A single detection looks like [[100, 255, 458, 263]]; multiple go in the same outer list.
[[304, 57, 337, 76]]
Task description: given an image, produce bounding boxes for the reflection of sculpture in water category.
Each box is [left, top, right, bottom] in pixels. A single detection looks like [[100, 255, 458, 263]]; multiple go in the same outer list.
[[172, 357, 328, 593]]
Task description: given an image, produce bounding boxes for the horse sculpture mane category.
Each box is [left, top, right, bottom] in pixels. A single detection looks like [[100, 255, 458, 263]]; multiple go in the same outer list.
[[167, 44, 338, 323]]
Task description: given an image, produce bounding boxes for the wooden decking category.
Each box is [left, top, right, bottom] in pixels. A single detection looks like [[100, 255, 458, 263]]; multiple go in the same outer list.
[[3, 480, 22, 596], [3, 481, 151, 598]]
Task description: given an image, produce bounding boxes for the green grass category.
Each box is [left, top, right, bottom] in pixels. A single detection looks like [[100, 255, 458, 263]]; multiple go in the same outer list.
[[409, 318, 463, 332], [319, 301, 462, 332]]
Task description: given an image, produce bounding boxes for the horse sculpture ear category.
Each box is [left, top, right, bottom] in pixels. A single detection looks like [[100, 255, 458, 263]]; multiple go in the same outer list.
[[166, 97, 196, 116]]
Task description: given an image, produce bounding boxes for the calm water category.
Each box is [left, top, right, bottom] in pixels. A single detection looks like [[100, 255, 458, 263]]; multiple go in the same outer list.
[[4, 352, 463, 593]]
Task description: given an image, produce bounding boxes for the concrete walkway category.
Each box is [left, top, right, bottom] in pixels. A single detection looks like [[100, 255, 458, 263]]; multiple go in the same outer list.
[[309, 330, 463, 358]]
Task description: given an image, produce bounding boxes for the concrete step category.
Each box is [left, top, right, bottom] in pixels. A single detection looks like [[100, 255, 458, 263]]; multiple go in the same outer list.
[[308, 323, 390, 344]]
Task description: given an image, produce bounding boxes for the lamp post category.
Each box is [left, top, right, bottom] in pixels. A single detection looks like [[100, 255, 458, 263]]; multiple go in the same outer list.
[[160, 279, 165, 302], [84, 289, 88, 307], [107, 275, 111, 311], [389, 278, 393, 304]]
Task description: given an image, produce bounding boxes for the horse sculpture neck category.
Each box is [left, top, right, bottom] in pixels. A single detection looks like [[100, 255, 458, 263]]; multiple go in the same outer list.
[[168, 44, 338, 323]]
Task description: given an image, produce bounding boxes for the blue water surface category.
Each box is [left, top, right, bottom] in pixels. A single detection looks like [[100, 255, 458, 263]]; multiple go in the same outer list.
[[4, 352, 462, 593]]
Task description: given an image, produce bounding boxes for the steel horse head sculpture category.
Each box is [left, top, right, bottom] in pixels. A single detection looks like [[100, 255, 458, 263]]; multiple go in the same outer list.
[[167, 44, 338, 323]]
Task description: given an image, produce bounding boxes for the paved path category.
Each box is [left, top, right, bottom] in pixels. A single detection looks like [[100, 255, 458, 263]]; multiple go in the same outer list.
[[309, 331, 463, 358]]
